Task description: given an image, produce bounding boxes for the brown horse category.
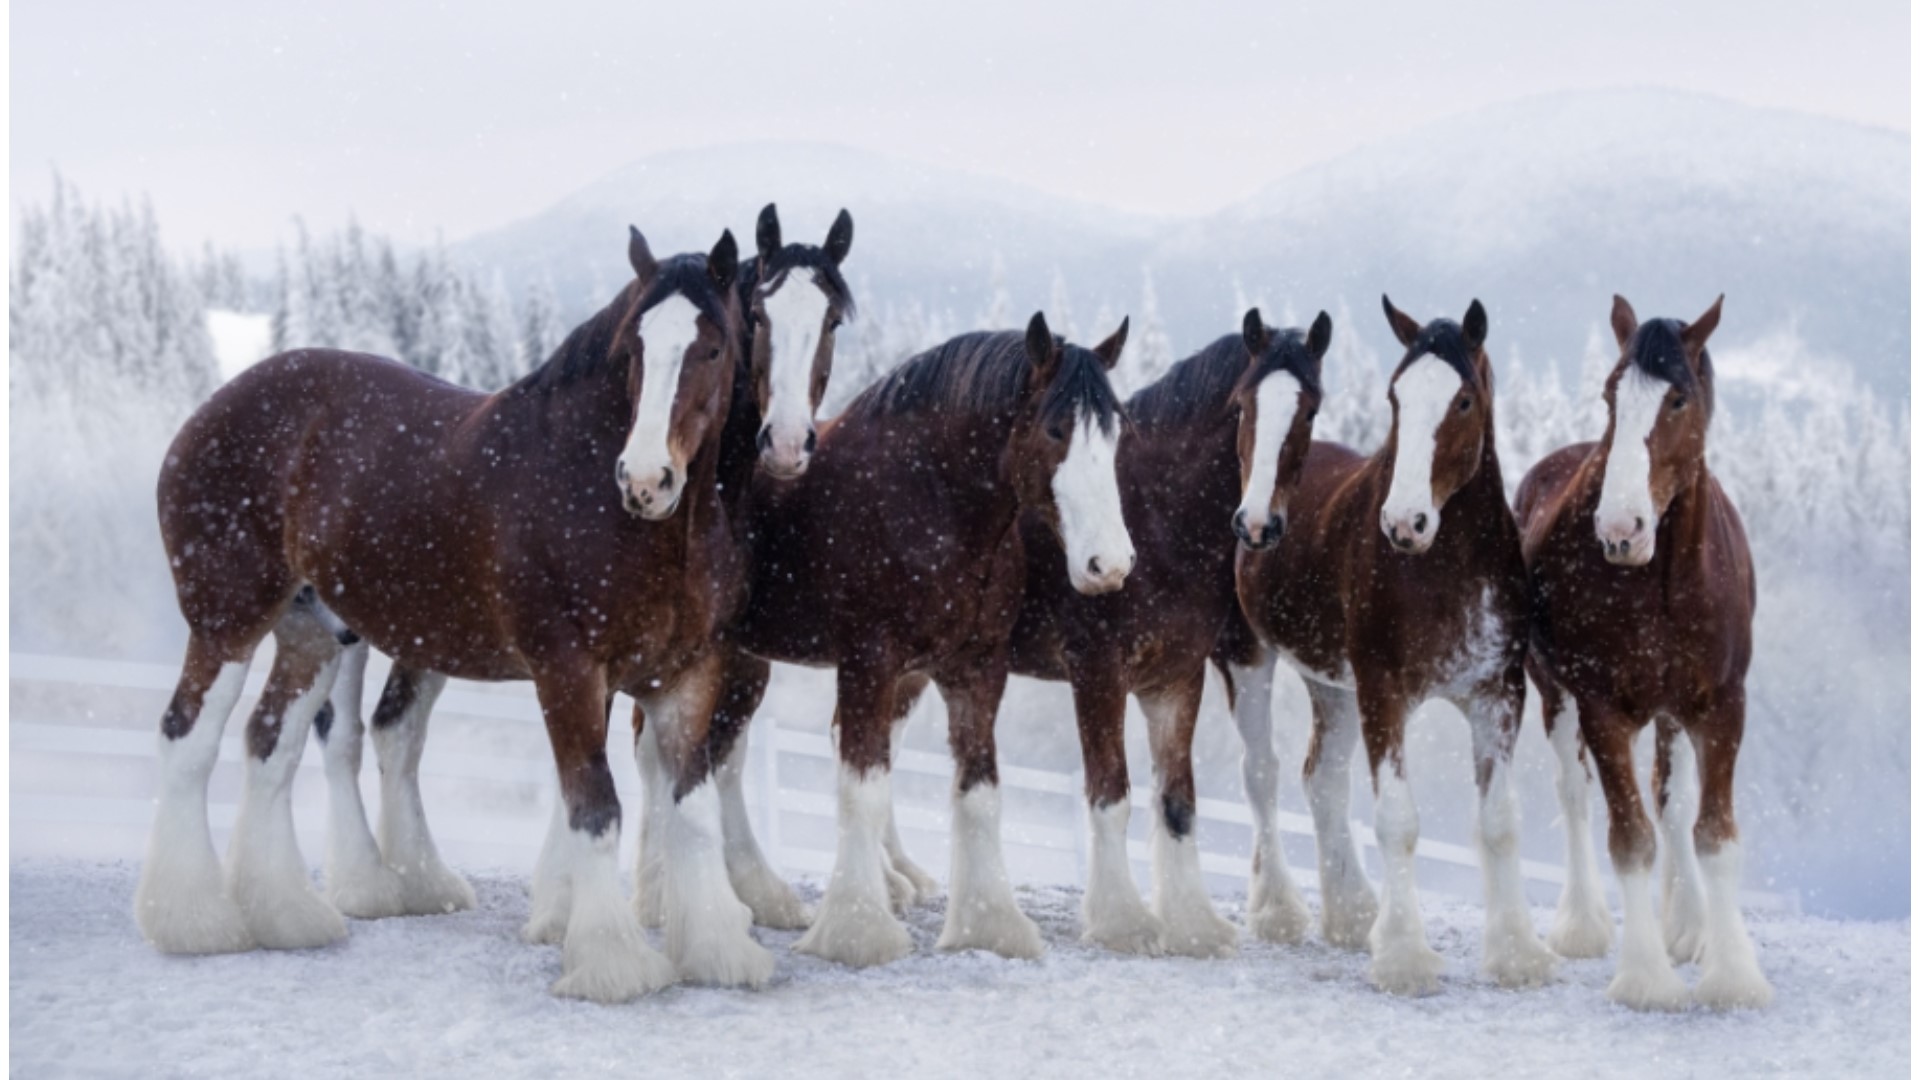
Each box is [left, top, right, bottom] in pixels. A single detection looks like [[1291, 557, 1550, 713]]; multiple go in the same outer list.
[[135, 227, 768, 1003], [310, 205, 857, 940], [1230, 297, 1559, 995], [699, 313, 1136, 967], [1519, 295, 1771, 1011], [997, 309, 1329, 957]]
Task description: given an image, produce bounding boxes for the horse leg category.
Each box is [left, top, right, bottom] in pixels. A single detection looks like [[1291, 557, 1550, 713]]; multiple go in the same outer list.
[[1070, 666, 1163, 955], [703, 650, 811, 930], [1359, 682, 1444, 995], [1653, 714, 1707, 964], [522, 776, 574, 945], [934, 658, 1044, 959], [643, 653, 774, 987], [1688, 691, 1772, 1009], [134, 634, 262, 954], [632, 703, 670, 928], [369, 666, 474, 915], [226, 601, 348, 949], [792, 658, 914, 966], [1463, 683, 1558, 988], [1583, 702, 1689, 1010], [1141, 672, 1237, 958], [881, 672, 940, 910], [535, 661, 675, 1002], [1533, 665, 1612, 958], [1225, 650, 1311, 944], [1302, 680, 1378, 949], [316, 641, 409, 918]]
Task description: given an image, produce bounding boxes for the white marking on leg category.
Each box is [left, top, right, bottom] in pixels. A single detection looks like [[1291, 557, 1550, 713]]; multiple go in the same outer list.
[[938, 781, 1044, 958], [319, 643, 407, 918], [227, 653, 348, 949], [1369, 764, 1445, 995], [1694, 841, 1773, 1009], [551, 822, 676, 1002], [880, 712, 937, 909], [617, 293, 700, 518], [1230, 655, 1311, 944], [370, 671, 474, 914], [522, 781, 573, 945], [1596, 366, 1667, 562], [1080, 798, 1163, 954], [1608, 866, 1690, 1010], [717, 722, 810, 929], [1140, 692, 1237, 958], [1302, 682, 1376, 948], [1380, 357, 1462, 551], [1053, 407, 1134, 594], [1545, 700, 1613, 958], [135, 659, 256, 954], [1471, 744, 1557, 987], [1233, 371, 1303, 544], [631, 721, 669, 928], [793, 766, 912, 966], [759, 271, 831, 474], [1658, 728, 1707, 964]]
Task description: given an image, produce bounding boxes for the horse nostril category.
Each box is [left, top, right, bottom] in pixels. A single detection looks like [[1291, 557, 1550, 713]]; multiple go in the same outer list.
[[804, 429, 818, 454], [1269, 515, 1286, 541], [1412, 513, 1428, 535], [617, 461, 630, 485], [1634, 516, 1646, 535], [1088, 556, 1103, 577], [756, 427, 772, 453], [660, 467, 675, 491]]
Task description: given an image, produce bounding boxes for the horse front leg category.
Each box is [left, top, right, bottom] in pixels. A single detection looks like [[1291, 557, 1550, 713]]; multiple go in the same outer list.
[[1358, 680, 1444, 995], [317, 640, 409, 919], [1225, 649, 1311, 945], [1463, 680, 1558, 988], [534, 659, 675, 1003], [1141, 671, 1238, 957], [706, 648, 810, 929], [1653, 714, 1708, 964], [641, 651, 775, 988], [880, 672, 940, 910], [1688, 690, 1772, 1009], [1070, 666, 1163, 955], [1302, 680, 1377, 949], [792, 656, 914, 967], [933, 655, 1043, 958], [369, 665, 475, 915], [1531, 662, 1612, 959], [1583, 701, 1689, 1011]]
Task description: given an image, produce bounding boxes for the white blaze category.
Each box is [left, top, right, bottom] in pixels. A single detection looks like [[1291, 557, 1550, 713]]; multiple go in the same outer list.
[[1053, 407, 1134, 593], [1596, 366, 1667, 550], [1235, 370, 1303, 528], [618, 294, 701, 510], [1380, 358, 1462, 544], [760, 272, 832, 472]]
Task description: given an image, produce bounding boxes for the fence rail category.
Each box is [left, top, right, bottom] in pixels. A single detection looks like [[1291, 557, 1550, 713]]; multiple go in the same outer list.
[[8, 652, 1799, 914]]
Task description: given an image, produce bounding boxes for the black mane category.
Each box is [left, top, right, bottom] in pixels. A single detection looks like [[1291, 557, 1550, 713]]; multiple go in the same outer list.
[[738, 245, 858, 324], [1627, 318, 1714, 417], [1128, 330, 1322, 431], [515, 253, 731, 392], [843, 330, 1121, 435], [1395, 318, 1483, 390]]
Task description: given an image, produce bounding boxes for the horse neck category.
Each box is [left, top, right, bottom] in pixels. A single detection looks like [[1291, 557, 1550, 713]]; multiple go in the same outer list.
[[717, 351, 762, 508], [1130, 409, 1242, 523], [907, 409, 1026, 547], [1653, 455, 1719, 580]]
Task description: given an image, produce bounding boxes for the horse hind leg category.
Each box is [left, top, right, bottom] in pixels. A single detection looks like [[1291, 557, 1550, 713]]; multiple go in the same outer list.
[[1141, 674, 1238, 958], [1302, 681, 1378, 949], [932, 661, 1044, 960], [1653, 715, 1708, 965], [1688, 696, 1772, 1010], [1534, 666, 1613, 959], [369, 665, 474, 915], [1071, 668, 1164, 956], [1463, 686, 1558, 989], [225, 600, 350, 949], [880, 672, 939, 911], [1224, 650, 1311, 945], [1584, 705, 1689, 1010], [316, 639, 409, 918], [134, 635, 261, 954]]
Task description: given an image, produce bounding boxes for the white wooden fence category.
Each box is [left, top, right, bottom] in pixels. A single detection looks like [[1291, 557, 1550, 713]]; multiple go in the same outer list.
[[8, 651, 1798, 914]]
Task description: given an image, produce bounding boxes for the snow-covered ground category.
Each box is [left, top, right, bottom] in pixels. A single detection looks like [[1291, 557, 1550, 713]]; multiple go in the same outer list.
[[10, 859, 1907, 1079]]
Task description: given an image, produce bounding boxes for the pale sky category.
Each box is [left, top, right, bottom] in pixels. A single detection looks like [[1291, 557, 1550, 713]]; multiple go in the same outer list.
[[11, 0, 1909, 252]]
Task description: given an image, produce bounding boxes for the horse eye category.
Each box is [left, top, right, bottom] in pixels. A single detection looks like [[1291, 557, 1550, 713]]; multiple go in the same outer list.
[[1670, 395, 1687, 411], [1045, 423, 1067, 442], [708, 348, 721, 360], [1456, 396, 1472, 413]]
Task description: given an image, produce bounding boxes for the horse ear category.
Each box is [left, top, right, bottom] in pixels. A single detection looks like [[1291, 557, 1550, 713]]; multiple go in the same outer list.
[[1461, 299, 1488, 352], [1092, 316, 1129, 371], [756, 203, 782, 262], [825, 209, 854, 266], [1683, 294, 1724, 355], [1025, 311, 1059, 380], [1306, 310, 1334, 367], [1241, 308, 1270, 358], [709, 230, 739, 291], [628, 225, 657, 279], [1610, 294, 1639, 350], [1381, 294, 1422, 348]]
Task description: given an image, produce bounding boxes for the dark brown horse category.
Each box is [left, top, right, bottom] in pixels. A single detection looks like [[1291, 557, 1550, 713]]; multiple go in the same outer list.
[[1230, 297, 1558, 995], [1519, 295, 1770, 1011], [995, 309, 1329, 957], [135, 227, 767, 1003], [698, 313, 1136, 967]]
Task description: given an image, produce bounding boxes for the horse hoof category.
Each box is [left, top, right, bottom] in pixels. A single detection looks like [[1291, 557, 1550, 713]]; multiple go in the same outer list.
[[393, 859, 476, 917], [727, 864, 812, 930], [1321, 887, 1380, 951], [1484, 930, 1560, 989], [1607, 964, 1692, 1011], [1548, 902, 1614, 959], [134, 876, 257, 955], [938, 901, 1045, 960], [794, 895, 913, 968], [1371, 939, 1447, 996], [1158, 907, 1240, 959], [522, 907, 570, 946], [1082, 905, 1167, 957], [553, 940, 678, 1003], [673, 932, 776, 988], [237, 883, 349, 950], [326, 863, 410, 920], [1246, 893, 1313, 946], [1695, 959, 1773, 1010]]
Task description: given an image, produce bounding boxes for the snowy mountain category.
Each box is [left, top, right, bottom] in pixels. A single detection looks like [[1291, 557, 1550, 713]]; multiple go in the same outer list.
[[458, 91, 1908, 397]]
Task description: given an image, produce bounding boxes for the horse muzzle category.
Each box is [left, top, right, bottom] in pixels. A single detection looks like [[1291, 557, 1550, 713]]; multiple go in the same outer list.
[[1380, 506, 1437, 555], [616, 459, 682, 520], [1069, 550, 1135, 595], [756, 423, 817, 481], [1597, 513, 1655, 566], [1233, 508, 1286, 551]]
